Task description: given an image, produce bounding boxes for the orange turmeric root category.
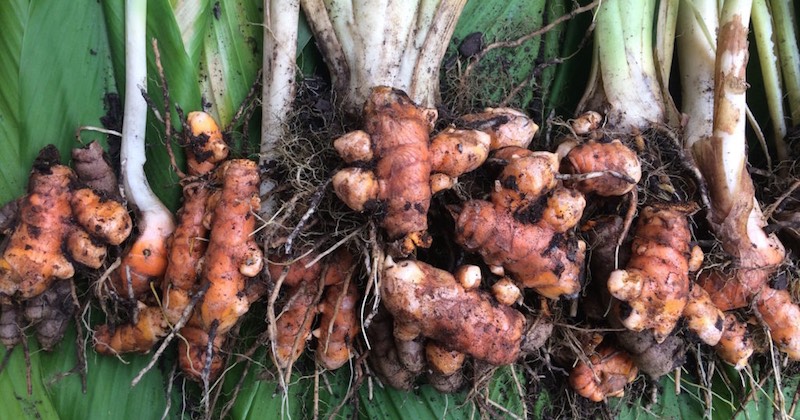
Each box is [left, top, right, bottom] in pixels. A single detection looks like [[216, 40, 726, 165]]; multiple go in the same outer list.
[[0, 161, 75, 299], [94, 304, 166, 354], [607, 205, 697, 342], [197, 159, 263, 334], [162, 181, 212, 325], [425, 341, 466, 393], [110, 227, 171, 300], [275, 268, 321, 368], [333, 87, 493, 255], [683, 285, 726, 346], [453, 152, 587, 299], [456, 107, 538, 151], [268, 254, 322, 369], [332, 87, 436, 253], [184, 111, 229, 177], [94, 173, 214, 356], [381, 258, 526, 365], [715, 313, 753, 370], [0, 147, 131, 300], [177, 323, 225, 381], [314, 250, 360, 370], [569, 343, 638, 402], [560, 139, 642, 197], [755, 288, 800, 360]]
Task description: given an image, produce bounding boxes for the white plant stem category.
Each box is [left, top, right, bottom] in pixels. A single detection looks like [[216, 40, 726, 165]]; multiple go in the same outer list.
[[679, 0, 784, 271], [260, 0, 300, 217], [677, 0, 718, 151], [120, 0, 175, 239], [577, 0, 670, 131], [300, 0, 466, 115]]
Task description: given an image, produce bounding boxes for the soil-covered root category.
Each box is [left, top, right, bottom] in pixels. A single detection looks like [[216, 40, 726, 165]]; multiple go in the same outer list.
[[425, 342, 467, 393], [177, 159, 263, 380], [569, 342, 639, 402], [456, 107, 538, 151], [0, 304, 22, 349], [314, 250, 360, 370], [268, 254, 323, 370], [71, 140, 122, 200], [715, 313, 753, 370], [197, 159, 263, 334], [559, 138, 642, 197], [607, 204, 699, 342], [177, 323, 225, 382], [366, 309, 418, 391], [184, 111, 229, 177], [614, 329, 685, 379], [683, 285, 725, 346], [332, 87, 495, 256], [452, 151, 587, 299], [162, 180, 213, 325], [23, 280, 75, 350], [332, 87, 437, 254], [94, 304, 166, 354], [381, 258, 526, 365], [0, 146, 131, 300], [755, 287, 800, 360]]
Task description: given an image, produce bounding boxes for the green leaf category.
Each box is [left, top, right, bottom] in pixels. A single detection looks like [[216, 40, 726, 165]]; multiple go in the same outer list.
[[221, 349, 304, 419], [446, 0, 566, 116], [1, 325, 169, 420], [199, 0, 262, 128], [0, 0, 115, 205], [359, 366, 525, 419], [0, 0, 26, 204], [616, 364, 800, 420], [0, 343, 60, 420]]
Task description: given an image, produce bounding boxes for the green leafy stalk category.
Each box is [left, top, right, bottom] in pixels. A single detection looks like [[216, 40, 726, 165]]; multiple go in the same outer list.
[[752, 0, 789, 163], [770, 0, 800, 125], [677, 0, 717, 151], [577, 0, 673, 130], [656, 0, 679, 87]]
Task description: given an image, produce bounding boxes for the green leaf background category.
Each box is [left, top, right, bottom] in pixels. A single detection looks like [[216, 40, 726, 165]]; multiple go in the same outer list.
[[1, 0, 796, 419]]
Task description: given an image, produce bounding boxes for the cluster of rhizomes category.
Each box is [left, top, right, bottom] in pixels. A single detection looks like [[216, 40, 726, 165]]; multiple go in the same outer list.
[[331, 88, 637, 395], [92, 112, 265, 382], [333, 88, 800, 400], [4, 88, 799, 403], [89, 112, 362, 385], [1, 143, 131, 354]]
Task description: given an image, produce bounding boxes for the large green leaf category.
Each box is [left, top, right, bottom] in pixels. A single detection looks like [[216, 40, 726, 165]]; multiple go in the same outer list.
[[1, 325, 170, 420], [446, 0, 569, 118], [359, 365, 525, 419], [199, 0, 262, 128], [0, 0, 114, 204], [616, 365, 800, 420]]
